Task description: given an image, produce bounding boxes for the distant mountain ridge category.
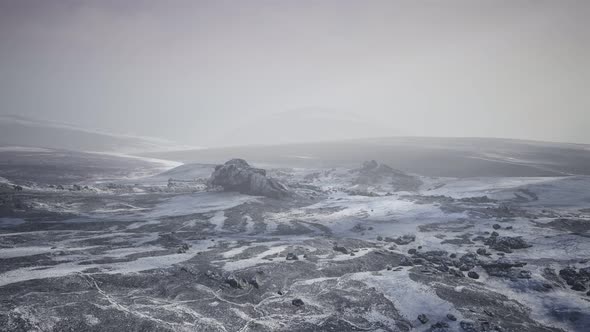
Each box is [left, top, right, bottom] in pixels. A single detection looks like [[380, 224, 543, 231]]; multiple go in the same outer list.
[[0, 114, 188, 153], [213, 108, 403, 147]]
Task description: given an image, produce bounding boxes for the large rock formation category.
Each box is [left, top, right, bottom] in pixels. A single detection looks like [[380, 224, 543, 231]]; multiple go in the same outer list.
[[207, 159, 290, 198]]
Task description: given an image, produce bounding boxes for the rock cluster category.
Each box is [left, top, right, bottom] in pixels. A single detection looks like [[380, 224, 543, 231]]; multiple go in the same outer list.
[[559, 266, 590, 292], [484, 235, 532, 253], [207, 159, 290, 198]]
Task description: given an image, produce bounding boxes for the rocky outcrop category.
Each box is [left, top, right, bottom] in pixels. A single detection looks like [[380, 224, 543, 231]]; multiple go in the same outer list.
[[352, 160, 422, 192], [207, 159, 290, 198]]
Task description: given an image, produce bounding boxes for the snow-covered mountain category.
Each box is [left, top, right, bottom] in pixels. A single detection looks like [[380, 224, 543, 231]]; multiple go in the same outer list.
[[0, 114, 186, 153]]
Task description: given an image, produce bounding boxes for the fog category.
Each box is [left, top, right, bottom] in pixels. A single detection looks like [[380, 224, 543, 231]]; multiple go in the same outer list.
[[0, 0, 589, 147]]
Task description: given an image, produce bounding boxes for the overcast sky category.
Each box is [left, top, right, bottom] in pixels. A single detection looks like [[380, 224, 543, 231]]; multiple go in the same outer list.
[[0, 0, 588, 146]]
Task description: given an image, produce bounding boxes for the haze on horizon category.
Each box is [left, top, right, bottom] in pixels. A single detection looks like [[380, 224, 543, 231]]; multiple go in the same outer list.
[[0, 0, 588, 148]]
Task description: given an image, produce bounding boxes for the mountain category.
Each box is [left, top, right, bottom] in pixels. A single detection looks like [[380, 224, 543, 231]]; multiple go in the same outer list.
[[0, 114, 185, 153]]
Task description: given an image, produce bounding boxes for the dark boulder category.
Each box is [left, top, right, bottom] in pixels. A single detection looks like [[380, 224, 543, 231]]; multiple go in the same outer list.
[[417, 314, 429, 324], [485, 235, 532, 253], [292, 298, 304, 306], [393, 234, 416, 245], [208, 159, 290, 198]]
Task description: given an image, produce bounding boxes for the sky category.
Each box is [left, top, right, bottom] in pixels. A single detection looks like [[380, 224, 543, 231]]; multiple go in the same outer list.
[[0, 0, 589, 147]]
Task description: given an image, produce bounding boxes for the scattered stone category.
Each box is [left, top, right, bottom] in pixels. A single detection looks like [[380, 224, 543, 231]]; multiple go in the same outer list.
[[177, 243, 190, 254], [376, 236, 383, 241], [333, 245, 348, 254], [292, 298, 304, 306], [248, 275, 260, 289], [417, 314, 429, 324], [400, 257, 414, 266], [408, 248, 417, 255], [571, 282, 586, 292], [518, 270, 532, 279], [467, 271, 480, 279], [559, 266, 590, 290], [225, 275, 249, 289], [460, 320, 477, 332], [476, 248, 488, 256], [481, 259, 527, 278], [447, 313, 457, 321], [492, 224, 501, 230], [286, 253, 299, 261], [449, 268, 465, 278], [431, 321, 449, 328], [393, 234, 416, 245]]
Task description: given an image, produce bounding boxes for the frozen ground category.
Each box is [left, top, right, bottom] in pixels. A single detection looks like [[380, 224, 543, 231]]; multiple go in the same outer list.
[[0, 148, 589, 331]]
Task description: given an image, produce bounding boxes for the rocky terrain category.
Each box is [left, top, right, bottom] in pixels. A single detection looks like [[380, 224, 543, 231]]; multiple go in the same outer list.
[[1, 151, 589, 331]]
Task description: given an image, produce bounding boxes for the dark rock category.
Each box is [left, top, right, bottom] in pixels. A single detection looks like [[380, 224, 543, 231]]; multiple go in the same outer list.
[[393, 234, 416, 245], [225, 275, 249, 289], [518, 270, 532, 279], [492, 224, 501, 230], [467, 271, 480, 279], [481, 259, 527, 278], [447, 313, 457, 321], [431, 321, 449, 328], [458, 253, 479, 271], [485, 235, 532, 253], [207, 159, 290, 198], [248, 275, 260, 289], [176, 243, 190, 254], [449, 268, 465, 278], [376, 236, 383, 241], [286, 253, 299, 261], [572, 282, 586, 292], [400, 256, 414, 266], [460, 320, 477, 332], [490, 231, 499, 237], [333, 245, 348, 254], [417, 314, 429, 324], [292, 298, 304, 306], [408, 248, 417, 255], [476, 248, 488, 256]]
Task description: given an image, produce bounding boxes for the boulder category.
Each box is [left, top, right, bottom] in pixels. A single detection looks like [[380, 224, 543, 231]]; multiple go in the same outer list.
[[208, 159, 290, 198], [485, 235, 532, 253]]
